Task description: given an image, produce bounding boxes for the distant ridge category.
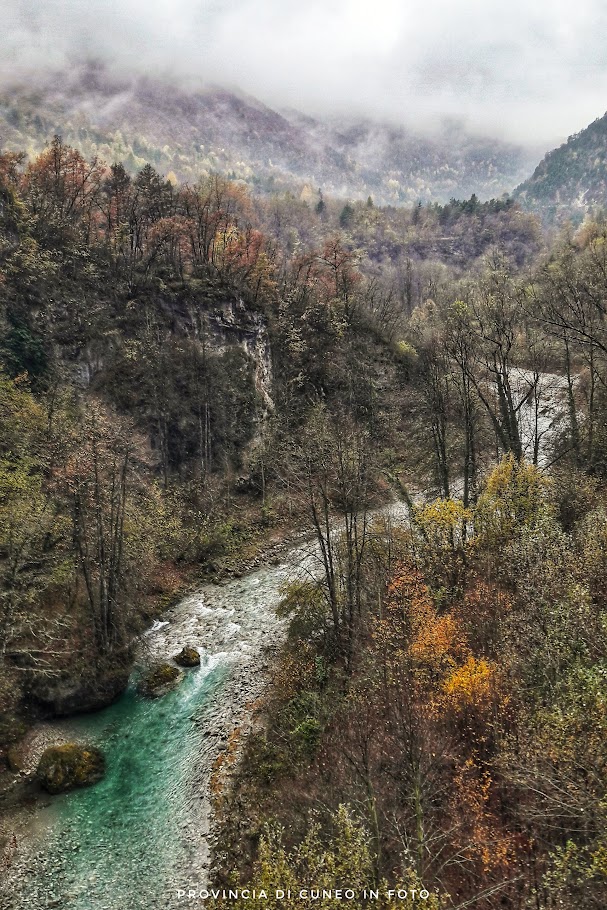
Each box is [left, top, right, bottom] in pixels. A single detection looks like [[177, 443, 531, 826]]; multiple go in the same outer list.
[[0, 62, 538, 205], [515, 112, 607, 223]]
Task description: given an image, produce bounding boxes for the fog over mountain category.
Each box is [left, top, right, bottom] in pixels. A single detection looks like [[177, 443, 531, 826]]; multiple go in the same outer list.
[[4, 0, 607, 146], [0, 62, 541, 204]]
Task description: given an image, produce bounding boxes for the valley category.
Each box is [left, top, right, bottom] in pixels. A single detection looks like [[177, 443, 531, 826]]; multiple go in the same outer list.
[[1, 73, 607, 909]]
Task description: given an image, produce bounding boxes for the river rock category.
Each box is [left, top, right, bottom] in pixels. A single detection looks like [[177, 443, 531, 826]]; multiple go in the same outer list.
[[173, 646, 201, 667], [37, 744, 105, 794], [137, 663, 183, 698], [29, 660, 131, 716]]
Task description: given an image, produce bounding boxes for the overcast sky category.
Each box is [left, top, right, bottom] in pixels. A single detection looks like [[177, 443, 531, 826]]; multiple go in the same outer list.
[[3, 0, 607, 145]]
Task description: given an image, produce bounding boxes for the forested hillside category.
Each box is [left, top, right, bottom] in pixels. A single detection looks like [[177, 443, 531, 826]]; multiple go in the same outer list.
[[1, 136, 534, 745], [0, 63, 539, 205], [1, 134, 607, 908], [516, 111, 607, 223]]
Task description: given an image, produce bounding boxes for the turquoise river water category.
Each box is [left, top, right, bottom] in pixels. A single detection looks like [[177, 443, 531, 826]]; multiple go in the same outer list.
[[2, 553, 297, 910]]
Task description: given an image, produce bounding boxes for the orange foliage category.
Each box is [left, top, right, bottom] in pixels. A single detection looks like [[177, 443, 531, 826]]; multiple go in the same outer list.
[[317, 234, 362, 303], [409, 612, 464, 669], [24, 138, 106, 239], [383, 564, 468, 674], [451, 758, 517, 875], [0, 151, 25, 186], [222, 226, 265, 269], [146, 214, 196, 271]]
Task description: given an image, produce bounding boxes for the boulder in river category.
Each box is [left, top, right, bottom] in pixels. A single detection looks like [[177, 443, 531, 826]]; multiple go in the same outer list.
[[173, 646, 201, 668], [37, 744, 105, 794], [29, 659, 131, 716], [137, 663, 183, 698]]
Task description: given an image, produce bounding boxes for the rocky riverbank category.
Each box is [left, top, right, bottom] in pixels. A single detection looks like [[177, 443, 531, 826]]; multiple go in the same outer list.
[[0, 534, 315, 909]]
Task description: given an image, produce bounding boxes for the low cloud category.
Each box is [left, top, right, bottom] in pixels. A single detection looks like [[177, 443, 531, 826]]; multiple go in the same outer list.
[[3, 0, 607, 144]]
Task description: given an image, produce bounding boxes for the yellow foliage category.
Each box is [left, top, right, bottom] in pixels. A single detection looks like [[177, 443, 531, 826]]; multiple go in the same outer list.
[[474, 454, 548, 546], [483, 453, 543, 499], [394, 339, 418, 360], [414, 497, 471, 538], [443, 657, 495, 707], [210, 805, 446, 909]]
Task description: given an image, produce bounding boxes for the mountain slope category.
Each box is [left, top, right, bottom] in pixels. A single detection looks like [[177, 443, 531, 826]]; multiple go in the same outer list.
[[0, 62, 538, 205], [515, 112, 607, 222]]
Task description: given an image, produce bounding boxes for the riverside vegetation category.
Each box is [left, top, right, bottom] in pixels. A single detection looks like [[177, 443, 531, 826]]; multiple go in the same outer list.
[[1, 136, 607, 908]]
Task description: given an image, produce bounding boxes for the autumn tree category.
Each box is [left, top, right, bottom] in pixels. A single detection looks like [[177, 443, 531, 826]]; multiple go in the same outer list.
[[23, 136, 105, 245], [281, 406, 376, 667]]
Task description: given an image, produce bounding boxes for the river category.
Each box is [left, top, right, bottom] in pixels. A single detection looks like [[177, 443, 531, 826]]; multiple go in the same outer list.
[[0, 371, 568, 908], [1, 545, 315, 909]]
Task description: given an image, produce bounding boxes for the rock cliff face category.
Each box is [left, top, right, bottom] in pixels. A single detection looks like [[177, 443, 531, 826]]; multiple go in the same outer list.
[[74, 291, 274, 413], [205, 298, 274, 413], [155, 289, 276, 461]]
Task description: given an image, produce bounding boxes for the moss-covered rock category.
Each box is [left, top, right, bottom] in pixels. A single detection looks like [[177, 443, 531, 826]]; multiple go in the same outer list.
[[173, 646, 201, 668], [137, 663, 183, 698], [37, 744, 105, 794]]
